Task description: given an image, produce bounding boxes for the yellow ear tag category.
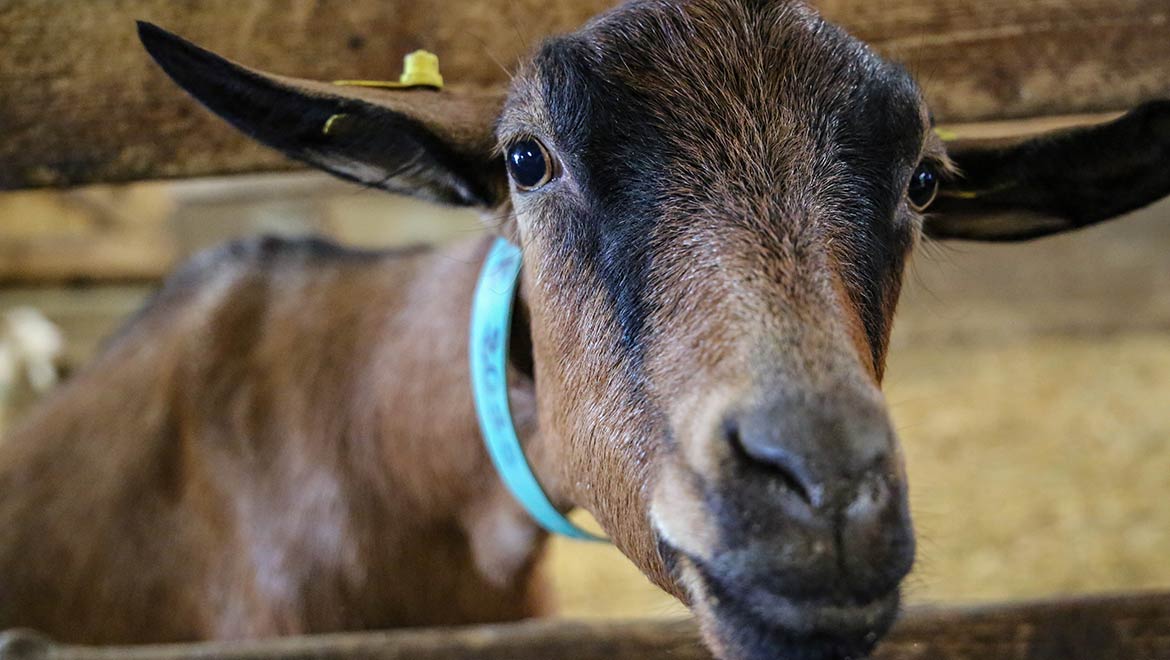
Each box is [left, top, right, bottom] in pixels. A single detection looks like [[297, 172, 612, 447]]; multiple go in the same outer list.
[[324, 51, 443, 135], [332, 50, 444, 90]]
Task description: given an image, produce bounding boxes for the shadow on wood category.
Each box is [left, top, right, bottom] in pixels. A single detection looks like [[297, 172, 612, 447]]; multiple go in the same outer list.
[[1, 591, 1167, 660]]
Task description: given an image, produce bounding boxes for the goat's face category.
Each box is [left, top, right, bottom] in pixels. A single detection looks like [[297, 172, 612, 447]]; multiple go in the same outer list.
[[502, 2, 924, 656], [142, 0, 1170, 656]]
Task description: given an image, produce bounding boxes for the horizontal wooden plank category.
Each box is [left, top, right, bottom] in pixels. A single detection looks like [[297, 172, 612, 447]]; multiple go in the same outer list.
[[818, 0, 1170, 122], [0, 233, 177, 284], [0, 0, 612, 191], [0, 591, 1166, 660], [0, 0, 1168, 190]]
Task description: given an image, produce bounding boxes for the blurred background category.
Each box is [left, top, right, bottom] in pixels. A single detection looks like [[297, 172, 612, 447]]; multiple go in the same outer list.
[[1, 173, 1167, 619], [1, 0, 1168, 626]]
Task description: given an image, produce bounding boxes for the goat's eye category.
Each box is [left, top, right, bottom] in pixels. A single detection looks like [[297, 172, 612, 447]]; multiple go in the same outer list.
[[506, 139, 553, 191], [907, 162, 939, 211]]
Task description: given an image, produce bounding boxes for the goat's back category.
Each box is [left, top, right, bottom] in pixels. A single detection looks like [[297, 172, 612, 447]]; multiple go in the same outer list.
[[0, 234, 538, 642]]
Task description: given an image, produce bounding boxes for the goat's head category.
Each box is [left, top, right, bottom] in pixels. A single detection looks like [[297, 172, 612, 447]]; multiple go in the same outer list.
[[140, 1, 1170, 657]]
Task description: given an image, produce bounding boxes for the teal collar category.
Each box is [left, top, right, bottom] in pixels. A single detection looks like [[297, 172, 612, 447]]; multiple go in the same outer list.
[[470, 237, 607, 542]]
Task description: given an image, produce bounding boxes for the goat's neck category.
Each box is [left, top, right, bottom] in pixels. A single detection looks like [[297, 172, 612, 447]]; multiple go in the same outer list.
[[356, 234, 552, 592]]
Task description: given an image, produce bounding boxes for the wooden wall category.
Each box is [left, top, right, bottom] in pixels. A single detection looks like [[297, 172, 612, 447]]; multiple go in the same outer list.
[[1, 0, 1168, 190]]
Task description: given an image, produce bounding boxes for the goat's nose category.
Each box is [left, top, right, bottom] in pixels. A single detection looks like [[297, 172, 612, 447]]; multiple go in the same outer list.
[[719, 388, 913, 598], [724, 388, 895, 513]]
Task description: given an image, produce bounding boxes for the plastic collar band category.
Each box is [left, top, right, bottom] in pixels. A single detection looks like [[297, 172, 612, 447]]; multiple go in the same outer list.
[[469, 238, 608, 542]]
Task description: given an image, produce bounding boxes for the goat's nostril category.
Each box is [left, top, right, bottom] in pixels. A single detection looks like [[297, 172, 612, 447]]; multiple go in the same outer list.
[[724, 417, 817, 507]]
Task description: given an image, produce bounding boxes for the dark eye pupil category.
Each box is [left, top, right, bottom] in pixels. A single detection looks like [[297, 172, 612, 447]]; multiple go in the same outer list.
[[908, 163, 939, 209], [507, 140, 549, 189]]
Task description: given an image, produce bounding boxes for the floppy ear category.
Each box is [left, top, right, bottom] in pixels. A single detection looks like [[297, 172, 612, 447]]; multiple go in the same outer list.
[[137, 22, 506, 207], [926, 100, 1170, 241]]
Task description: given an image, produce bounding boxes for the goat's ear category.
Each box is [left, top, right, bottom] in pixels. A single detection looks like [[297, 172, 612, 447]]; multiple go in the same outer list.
[[925, 101, 1170, 241], [137, 22, 506, 207]]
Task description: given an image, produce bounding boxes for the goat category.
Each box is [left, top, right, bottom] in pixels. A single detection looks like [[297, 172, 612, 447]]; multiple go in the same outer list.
[[2, 1, 1168, 658]]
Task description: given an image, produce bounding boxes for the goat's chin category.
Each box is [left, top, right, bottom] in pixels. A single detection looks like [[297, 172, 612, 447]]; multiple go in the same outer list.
[[676, 557, 899, 660]]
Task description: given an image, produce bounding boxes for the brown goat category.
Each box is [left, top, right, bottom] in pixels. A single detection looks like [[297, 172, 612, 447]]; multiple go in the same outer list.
[[2, 1, 1169, 659]]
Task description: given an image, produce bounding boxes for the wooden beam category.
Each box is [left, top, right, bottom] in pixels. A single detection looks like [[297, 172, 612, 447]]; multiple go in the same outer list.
[[0, 0, 613, 191], [0, 591, 1166, 660], [817, 0, 1170, 123], [0, 233, 177, 285], [0, 0, 1168, 190]]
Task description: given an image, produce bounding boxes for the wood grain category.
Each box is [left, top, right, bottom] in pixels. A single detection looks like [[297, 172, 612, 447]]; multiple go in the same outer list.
[[0, 591, 1166, 660], [0, 0, 1167, 190]]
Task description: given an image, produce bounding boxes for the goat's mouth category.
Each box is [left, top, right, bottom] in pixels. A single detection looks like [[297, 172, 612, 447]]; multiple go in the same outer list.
[[663, 542, 900, 660]]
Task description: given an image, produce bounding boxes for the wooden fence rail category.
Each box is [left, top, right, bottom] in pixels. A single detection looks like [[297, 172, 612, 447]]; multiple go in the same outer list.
[[2, 0, 1169, 190], [1, 591, 1168, 660]]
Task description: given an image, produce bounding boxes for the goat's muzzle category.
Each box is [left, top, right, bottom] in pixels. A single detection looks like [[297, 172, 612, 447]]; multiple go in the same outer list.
[[651, 382, 914, 660]]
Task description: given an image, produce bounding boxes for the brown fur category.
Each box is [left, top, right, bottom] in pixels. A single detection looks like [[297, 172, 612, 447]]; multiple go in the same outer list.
[[0, 237, 548, 642]]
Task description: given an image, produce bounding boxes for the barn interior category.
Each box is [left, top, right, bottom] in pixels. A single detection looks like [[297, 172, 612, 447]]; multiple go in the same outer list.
[[1, 0, 1168, 656]]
